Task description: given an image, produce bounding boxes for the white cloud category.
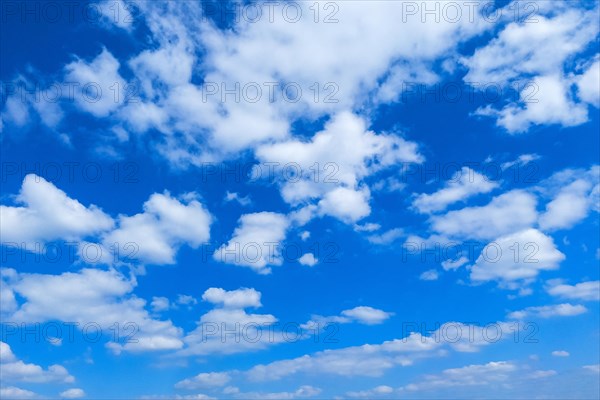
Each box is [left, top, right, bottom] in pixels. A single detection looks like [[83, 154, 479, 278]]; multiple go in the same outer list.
[[346, 385, 394, 398], [255, 112, 422, 224], [431, 190, 538, 240], [214, 212, 289, 274], [180, 287, 284, 357], [151, 297, 170, 313], [367, 228, 404, 245], [500, 154, 540, 170], [60, 388, 85, 399], [301, 306, 392, 330], [0, 386, 37, 399], [469, 229, 565, 289], [224, 192, 251, 207], [0, 76, 63, 129], [441, 256, 469, 271], [0, 174, 114, 245], [201, 288, 261, 309], [176, 295, 198, 307], [64, 48, 127, 117], [403, 361, 517, 391], [583, 364, 600, 373], [463, 6, 599, 132], [299, 231, 310, 241], [552, 350, 570, 357], [507, 303, 587, 320], [0, 176, 212, 266], [298, 253, 318, 267], [2, 268, 183, 353], [539, 176, 597, 231], [354, 223, 381, 232], [119, 0, 488, 160], [546, 280, 600, 301], [227, 385, 321, 400], [413, 167, 498, 213], [245, 321, 511, 382], [420, 269, 440, 281], [476, 74, 589, 133], [341, 306, 393, 325], [576, 57, 600, 106], [0, 341, 74, 384], [102, 192, 212, 265], [175, 372, 231, 389], [317, 187, 371, 223]]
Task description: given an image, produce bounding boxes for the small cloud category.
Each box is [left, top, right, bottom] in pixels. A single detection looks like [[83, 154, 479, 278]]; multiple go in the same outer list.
[[528, 370, 557, 379], [341, 306, 392, 325], [583, 364, 600, 373], [419, 269, 439, 281], [299, 253, 318, 267], [176, 294, 198, 307], [354, 223, 381, 232], [367, 228, 403, 245], [441, 256, 469, 271], [552, 350, 570, 357], [224, 191, 251, 206], [299, 231, 310, 241], [60, 388, 85, 399], [151, 297, 170, 313], [48, 337, 63, 346]]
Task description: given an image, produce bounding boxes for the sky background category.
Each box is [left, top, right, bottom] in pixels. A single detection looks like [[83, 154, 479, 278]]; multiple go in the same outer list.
[[0, 1, 599, 399]]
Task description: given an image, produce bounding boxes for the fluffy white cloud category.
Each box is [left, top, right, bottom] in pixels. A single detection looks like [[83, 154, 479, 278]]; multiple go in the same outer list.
[[507, 303, 587, 320], [0, 76, 64, 129], [64, 48, 127, 117], [538, 169, 598, 231], [476, 74, 589, 133], [469, 229, 565, 289], [120, 0, 489, 160], [245, 320, 510, 381], [346, 385, 394, 398], [420, 269, 440, 281], [175, 372, 231, 389], [298, 253, 318, 267], [255, 112, 422, 223], [226, 385, 321, 400], [317, 187, 371, 223], [552, 350, 570, 357], [546, 280, 600, 301], [464, 6, 599, 132], [413, 167, 498, 213], [151, 297, 170, 313], [402, 361, 517, 391], [60, 388, 86, 399], [0, 341, 74, 384], [367, 228, 404, 245], [0, 175, 212, 266], [0, 386, 37, 399], [202, 288, 262, 309], [224, 192, 251, 207], [0, 174, 114, 245], [340, 306, 393, 325], [214, 212, 289, 274], [431, 190, 538, 240], [102, 192, 212, 265], [1, 268, 183, 353], [500, 154, 540, 170], [576, 57, 600, 106], [441, 256, 469, 271], [302, 306, 392, 329], [180, 287, 282, 357]]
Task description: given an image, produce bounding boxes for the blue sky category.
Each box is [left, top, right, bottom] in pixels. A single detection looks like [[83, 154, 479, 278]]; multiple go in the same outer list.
[[0, 1, 599, 399]]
